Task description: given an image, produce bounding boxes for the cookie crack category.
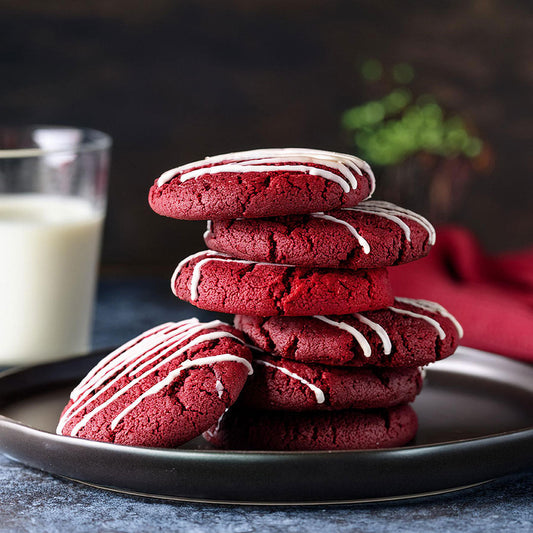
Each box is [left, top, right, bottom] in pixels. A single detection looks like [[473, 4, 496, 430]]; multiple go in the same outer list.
[[254, 319, 275, 353], [266, 231, 277, 262], [276, 267, 295, 313], [372, 368, 391, 389], [382, 409, 391, 431]]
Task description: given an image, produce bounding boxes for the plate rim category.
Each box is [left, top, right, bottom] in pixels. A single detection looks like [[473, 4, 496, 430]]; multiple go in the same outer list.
[[1, 412, 532, 458], [0, 345, 532, 504], [65, 478, 493, 506], [0, 345, 532, 457]]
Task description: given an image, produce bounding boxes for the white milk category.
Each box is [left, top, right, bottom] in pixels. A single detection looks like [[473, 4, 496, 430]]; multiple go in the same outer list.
[[0, 195, 104, 364]]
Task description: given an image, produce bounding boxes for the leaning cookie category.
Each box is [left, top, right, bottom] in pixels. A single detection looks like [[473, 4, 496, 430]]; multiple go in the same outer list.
[[172, 250, 393, 316], [57, 319, 253, 447], [149, 148, 375, 220], [239, 354, 423, 411], [204, 405, 418, 451], [235, 297, 463, 367], [205, 200, 435, 269]]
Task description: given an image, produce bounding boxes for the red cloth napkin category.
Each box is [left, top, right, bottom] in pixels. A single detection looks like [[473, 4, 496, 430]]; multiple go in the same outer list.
[[388, 226, 533, 362]]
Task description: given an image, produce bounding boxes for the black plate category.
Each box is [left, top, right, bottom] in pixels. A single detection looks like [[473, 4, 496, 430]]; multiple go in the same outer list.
[[0, 347, 532, 504]]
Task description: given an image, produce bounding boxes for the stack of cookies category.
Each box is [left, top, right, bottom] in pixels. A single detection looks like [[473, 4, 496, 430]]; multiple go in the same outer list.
[[148, 148, 463, 451]]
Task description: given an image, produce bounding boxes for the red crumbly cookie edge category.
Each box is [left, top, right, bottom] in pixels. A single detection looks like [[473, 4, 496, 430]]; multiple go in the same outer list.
[[148, 166, 373, 220], [205, 206, 432, 269], [172, 252, 393, 316], [59, 322, 252, 448], [234, 299, 460, 367], [204, 404, 418, 451], [239, 355, 423, 411]]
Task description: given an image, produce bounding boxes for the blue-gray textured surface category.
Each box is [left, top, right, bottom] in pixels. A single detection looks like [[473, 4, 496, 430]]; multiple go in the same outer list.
[[0, 278, 531, 532]]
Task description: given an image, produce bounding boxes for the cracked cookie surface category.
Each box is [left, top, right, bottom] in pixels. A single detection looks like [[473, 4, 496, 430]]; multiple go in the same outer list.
[[235, 297, 462, 367], [148, 148, 375, 220], [204, 404, 418, 451], [171, 250, 393, 316], [205, 201, 435, 269], [57, 319, 252, 447], [240, 354, 423, 411]]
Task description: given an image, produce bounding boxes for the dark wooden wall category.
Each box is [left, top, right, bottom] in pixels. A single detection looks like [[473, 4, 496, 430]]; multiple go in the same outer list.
[[1, 0, 531, 271]]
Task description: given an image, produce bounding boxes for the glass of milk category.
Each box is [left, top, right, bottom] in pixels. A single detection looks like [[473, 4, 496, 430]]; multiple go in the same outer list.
[[0, 126, 111, 365]]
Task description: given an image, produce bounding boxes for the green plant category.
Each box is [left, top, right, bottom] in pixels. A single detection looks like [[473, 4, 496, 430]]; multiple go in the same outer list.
[[342, 60, 483, 167]]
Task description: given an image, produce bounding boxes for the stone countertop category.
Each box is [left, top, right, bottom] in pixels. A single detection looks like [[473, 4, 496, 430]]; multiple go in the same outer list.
[[0, 277, 531, 532]]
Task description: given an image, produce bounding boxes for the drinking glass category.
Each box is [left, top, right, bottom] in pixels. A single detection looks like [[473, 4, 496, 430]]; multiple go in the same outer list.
[[0, 126, 111, 365]]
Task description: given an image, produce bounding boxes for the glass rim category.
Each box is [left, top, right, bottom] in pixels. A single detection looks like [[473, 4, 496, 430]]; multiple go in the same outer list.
[[0, 125, 112, 159]]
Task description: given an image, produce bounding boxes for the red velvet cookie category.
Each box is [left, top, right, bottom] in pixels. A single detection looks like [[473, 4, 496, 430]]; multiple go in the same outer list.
[[149, 148, 375, 220], [239, 354, 423, 411], [57, 319, 253, 447], [205, 201, 435, 269], [204, 404, 418, 451], [235, 297, 462, 367], [172, 250, 393, 316]]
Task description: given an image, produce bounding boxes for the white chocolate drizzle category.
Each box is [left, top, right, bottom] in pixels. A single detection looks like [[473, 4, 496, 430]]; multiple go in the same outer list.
[[245, 342, 266, 353], [110, 354, 252, 430], [157, 148, 375, 196], [394, 297, 463, 338], [345, 200, 436, 245], [204, 408, 228, 439], [70, 321, 183, 401], [203, 220, 212, 240], [311, 213, 370, 254], [172, 250, 294, 301], [313, 315, 372, 358], [215, 379, 224, 399], [170, 250, 220, 295], [388, 306, 446, 340], [57, 319, 252, 437], [255, 359, 325, 404], [189, 254, 237, 301], [353, 313, 392, 355]]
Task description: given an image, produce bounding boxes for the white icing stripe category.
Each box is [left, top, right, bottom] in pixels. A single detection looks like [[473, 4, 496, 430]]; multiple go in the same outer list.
[[215, 379, 224, 399], [314, 315, 372, 358], [171, 250, 222, 296], [245, 342, 266, 353], [245, 154, 363, 174], [57, 320, 248, 437], [131, 329, 243, 376], [71, 321, 199, 401], [255, 359, 325, 404], [190, 257, 225, 301], [357, 201, 436, 245], [70, 322, 182, 400], [59, 322, 203, 433], [353, 313, 392, 355], [394, 297, 463, 338], [243, 156, 360, 187], [368, 201, 436, 244], [189, 255, 253, 301], [389, 307, 446, 340], [156, 148, 375, 196], [350, 205, 412, 242], [68, 330, 241, 436], [204, 407, 229, 439], [110, 354, 253, 430], [164, 147, 369, 175], [58, 321, 229, 434], [311, 213, 370, 254], [203, 220, 212, 240], [178, 251, 294, 302], [178, 164, 353, 192]]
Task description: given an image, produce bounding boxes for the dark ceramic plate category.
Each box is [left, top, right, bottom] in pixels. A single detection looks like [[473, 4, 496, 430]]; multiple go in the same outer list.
[[0, 347, 532, 505]]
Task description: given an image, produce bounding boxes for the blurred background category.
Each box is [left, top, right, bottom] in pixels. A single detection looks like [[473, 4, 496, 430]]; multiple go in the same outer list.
[[1, 0, 531, 274]]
